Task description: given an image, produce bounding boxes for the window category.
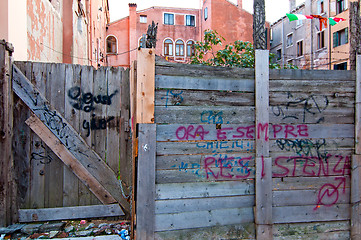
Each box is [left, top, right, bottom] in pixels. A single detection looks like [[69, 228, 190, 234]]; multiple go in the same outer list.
[[334, 62, 347, 70], [336, 0, 347, 14], [186, 15, 195, 26], [175, 40, 184, 56], [106, 36, 117, 54], [296, 11, 303, 26], [204, 7, 208, 21], [317, 31, 325, 49], [164, 39, 173, 56], [317, 0, 324, 14], [187, 40, 195, 56], [140, 15, 147, 23], [297, 40, 303, 57], [286, 33, 293, 47], [276, 49, 282, 60], [164, 13, 174, 25], [333, 27, 348, 47]]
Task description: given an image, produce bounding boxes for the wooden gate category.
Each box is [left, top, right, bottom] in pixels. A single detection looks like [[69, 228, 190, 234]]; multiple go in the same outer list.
[[11, 61, 132, 221]]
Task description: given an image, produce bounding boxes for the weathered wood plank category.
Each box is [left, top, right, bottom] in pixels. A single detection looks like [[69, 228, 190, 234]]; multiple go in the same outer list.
[[156, 181, 254, 200], [106, 67, 121, 176], [155, 106, 255, 124], [45, 63, 65, 208], [156, 168, 255, 184], [273, 176, 351, 191], [0, 41, 15, 226], [78, 65, 95, 206], [18, 204, 124, 222], [270, 80, 355, 93], [273, 204, 350, 223], [155, 207, 254, 232], [269, 68, 355, 81], [136, 124, 156, 239], [156, 90, 255, 107], [12, 64, 130, 213], [274, 231, 350, 240], [156, 124, 354, 142], [136, 48, 155, 124], [155, 223, 256, 240], [63, 64, 80, 207], [155, 75, 254, 91], [273, 188, 350, 207], [156, 153, 255, 170], [13, 62, 32, 209], [119, 68, 132, 194], [29, 63, 47, 209], [155, 195, 254, 214], [155, 60, 255, 79], [273, 221, 350, 238], [157, 140, 255, 155]]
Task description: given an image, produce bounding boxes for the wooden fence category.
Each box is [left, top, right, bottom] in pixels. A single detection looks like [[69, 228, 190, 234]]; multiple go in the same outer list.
[[0, 40, 132, 226], [134, 48, 361, 239]]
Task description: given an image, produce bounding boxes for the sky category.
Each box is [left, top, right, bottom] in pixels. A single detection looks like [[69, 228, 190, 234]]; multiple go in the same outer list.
[[108, 0, 305, 24]]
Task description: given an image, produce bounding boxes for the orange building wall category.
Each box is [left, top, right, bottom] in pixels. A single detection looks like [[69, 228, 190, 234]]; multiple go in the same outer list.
[[106, 17, 130, 67]]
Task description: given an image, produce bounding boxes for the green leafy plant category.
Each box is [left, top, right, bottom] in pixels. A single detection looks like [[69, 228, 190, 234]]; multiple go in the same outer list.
[[191, 30, 297, 69]]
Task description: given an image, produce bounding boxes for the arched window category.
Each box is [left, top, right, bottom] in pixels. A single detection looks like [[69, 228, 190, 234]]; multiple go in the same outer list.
[[187, 40, 195, 57], [175, 40, 184, 56], [106, 36, 117, 54], [164, 39, 173, 56]]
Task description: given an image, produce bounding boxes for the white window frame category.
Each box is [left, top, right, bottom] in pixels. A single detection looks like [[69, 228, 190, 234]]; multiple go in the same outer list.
[[175, 39, 185, 56], [163, 12, 175, 25], [105, 35, 118, 54], [163, 38, 174, 56], [185, 14, 196, 27], [140, 15, 147, 23], [296, 39, 304, 57], [286, 32, 294, 48]]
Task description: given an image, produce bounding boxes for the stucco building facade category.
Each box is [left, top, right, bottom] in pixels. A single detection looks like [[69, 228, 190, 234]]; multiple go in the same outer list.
[[270, 0, 352, 70], [0, 0, 109, 67], [105, 0, 260, 68]]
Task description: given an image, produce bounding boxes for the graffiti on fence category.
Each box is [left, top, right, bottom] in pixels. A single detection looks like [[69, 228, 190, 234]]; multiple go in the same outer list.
[[272, 94, 329, 123], [67, 86, 118, 112], [161, 90, 184, 108], [196, 140, 254, 153], [67, 86, 117, 136], [314, 176, 347, 210], [276, 138, 328, 158], [273, 155, 351, 177], [170, 154, 253, 180]]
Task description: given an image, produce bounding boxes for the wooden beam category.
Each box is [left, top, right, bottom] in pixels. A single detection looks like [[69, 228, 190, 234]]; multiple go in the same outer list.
[[136, 48, 155, 124], [12, 64, 130, 213], [136, 124, 156, 239], [0, 40, 16, 226], [25, 115, 116, 205], [255, 50, 272, 239], [18, 204, 124, 222], [352, 55, 361, 239]]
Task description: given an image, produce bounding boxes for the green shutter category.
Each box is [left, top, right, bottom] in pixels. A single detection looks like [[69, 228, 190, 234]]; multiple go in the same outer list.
[[345, 27, 349, 44], [333, 32, 338, 47]]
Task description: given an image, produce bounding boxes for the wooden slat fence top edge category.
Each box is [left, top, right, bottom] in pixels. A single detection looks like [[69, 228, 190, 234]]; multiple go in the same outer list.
[[155, 61, 255, 78], [13, 61, 129, 71]]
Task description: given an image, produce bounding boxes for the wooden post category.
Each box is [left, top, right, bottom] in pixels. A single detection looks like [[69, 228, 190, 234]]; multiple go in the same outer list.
[[136, 124, 156, 240], [352, 55, 361, 239], [136, 48, 155, 123], [255, 50, 272, 239], [349, 0, 361, 70], [0, 40, 16, 226]]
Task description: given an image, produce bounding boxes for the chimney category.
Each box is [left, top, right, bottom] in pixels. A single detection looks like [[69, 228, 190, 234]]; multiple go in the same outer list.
[[289, 0, 296, 12], [238, 0, 242, 9]]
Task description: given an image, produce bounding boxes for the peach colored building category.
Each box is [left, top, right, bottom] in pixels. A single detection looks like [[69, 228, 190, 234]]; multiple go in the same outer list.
[[106, 0, 264, 68], [0, 0, 109, 67]]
